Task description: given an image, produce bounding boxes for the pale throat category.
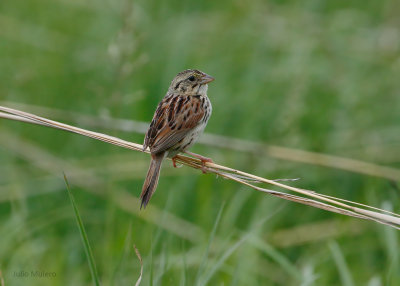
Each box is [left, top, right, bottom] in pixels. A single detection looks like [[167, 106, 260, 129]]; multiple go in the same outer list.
[[195, 84, 208, 96]]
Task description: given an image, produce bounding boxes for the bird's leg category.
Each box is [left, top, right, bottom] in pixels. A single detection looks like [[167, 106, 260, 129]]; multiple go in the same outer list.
[[171, 156, 179, 168], [185, 151, 213, 173]]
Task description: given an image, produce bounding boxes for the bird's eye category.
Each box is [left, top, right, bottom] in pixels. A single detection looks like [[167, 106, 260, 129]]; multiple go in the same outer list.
[[188, 75, 195, 81]]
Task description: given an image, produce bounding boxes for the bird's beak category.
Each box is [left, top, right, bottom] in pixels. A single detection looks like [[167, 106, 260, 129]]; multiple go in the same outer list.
[[200, 74, 215, 84]]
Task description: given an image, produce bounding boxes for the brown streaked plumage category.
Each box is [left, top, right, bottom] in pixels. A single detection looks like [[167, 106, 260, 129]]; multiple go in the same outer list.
[[140, 69, 214, 208]]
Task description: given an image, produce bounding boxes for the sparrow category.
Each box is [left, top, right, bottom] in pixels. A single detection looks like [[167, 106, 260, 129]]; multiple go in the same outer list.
[[140, 69, 214, 208]]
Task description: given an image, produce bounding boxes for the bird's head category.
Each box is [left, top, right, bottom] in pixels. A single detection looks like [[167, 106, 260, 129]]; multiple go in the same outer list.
[[169, 69, 214, 96]]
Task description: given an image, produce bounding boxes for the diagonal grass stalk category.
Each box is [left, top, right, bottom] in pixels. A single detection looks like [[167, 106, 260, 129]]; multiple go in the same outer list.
[[1, 105, 400, 230]]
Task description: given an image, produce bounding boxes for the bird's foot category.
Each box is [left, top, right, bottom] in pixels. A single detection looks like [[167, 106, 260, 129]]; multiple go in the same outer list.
[[171, 156, 182, 168], [185, 151, 213, 173]]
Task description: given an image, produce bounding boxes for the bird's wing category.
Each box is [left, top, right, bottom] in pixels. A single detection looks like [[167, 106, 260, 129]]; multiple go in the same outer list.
[[144, 94, 205, 154]]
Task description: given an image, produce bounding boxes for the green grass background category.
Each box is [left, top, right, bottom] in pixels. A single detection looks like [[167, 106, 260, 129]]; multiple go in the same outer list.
[[1, 0, 400, 285]]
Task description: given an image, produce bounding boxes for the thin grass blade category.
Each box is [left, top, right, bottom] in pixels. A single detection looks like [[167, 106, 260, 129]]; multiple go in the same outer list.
[[64, 173, 100, 286], [329, 241, 354, 286], [195, 202, 225, 285]]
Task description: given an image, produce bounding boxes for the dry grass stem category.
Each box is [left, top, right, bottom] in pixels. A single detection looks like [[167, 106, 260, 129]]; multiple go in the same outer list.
[[1, 105, 400, 230], [2, 100, 399, 181], [134, 245, 143, 286]]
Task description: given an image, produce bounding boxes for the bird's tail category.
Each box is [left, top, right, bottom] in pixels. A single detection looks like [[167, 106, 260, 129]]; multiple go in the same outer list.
[[140, 153, 165, 209]]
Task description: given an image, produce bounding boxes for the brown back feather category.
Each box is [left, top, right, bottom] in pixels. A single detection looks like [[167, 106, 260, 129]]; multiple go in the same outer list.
[[144, 94, 205, 154]]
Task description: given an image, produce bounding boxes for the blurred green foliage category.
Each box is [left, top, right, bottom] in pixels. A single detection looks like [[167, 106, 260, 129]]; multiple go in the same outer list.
[[0, 0, 400, 285]]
